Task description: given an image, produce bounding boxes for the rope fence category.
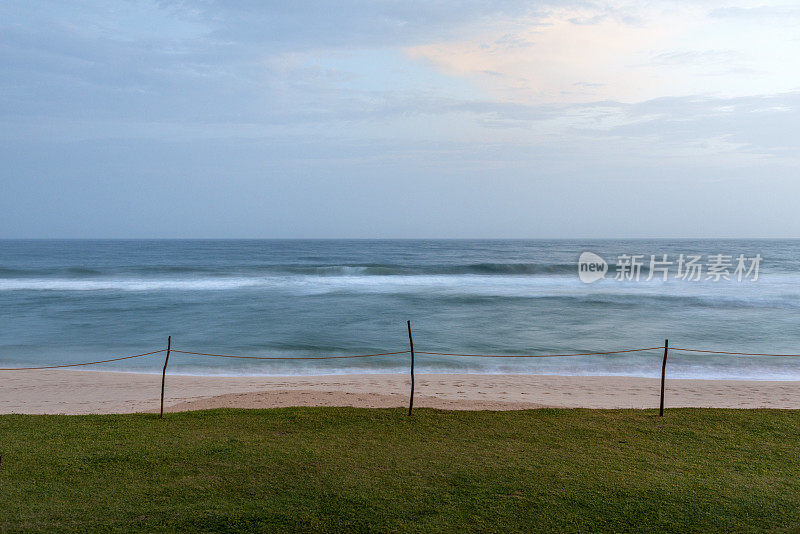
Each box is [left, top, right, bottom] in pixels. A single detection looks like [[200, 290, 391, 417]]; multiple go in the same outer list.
[[2, 322, 800, 418], [0, 349, 167, 371], [670, 348, 800, 357], [415, 347, 662, 358]]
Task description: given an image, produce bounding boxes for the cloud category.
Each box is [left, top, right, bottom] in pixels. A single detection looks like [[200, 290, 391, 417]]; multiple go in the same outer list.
[[406, 6, 672, 104], [649, 49, 744, 66], [405, 2, 800, 104], [164, 0, 548, 50], [709, 4, 800, 20]]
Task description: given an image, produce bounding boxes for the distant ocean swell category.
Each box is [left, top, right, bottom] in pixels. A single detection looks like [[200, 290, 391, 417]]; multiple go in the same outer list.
[[0, 260, 790, 279], [0, 262, 586, 278], [1, 273, 798, 310]]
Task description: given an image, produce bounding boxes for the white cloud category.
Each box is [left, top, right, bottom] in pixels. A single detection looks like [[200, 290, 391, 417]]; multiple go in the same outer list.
[[405, 2, 800, 104]]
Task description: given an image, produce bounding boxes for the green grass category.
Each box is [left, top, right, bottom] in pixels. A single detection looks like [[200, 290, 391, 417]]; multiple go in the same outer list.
[[1, 408, 800, 533]]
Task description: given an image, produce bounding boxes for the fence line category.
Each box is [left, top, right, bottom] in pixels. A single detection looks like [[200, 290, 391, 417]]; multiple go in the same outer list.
[[2, 328, 800, 418], [670, 348, 800, 357], [0, 349, 166, 371], [8, 345, 800, 371], [415, 347, 661, 358]]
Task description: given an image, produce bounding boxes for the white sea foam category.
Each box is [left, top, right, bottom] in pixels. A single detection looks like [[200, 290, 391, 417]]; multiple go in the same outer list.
[[56, 359, 800, 380], [2, 273, 799, 309]]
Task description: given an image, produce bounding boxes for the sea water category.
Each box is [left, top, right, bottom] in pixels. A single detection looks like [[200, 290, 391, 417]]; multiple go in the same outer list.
[[2, 239, 799, 379]]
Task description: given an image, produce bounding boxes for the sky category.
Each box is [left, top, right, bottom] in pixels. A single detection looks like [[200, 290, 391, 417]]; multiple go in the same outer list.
[[1, 1, 799, 238]]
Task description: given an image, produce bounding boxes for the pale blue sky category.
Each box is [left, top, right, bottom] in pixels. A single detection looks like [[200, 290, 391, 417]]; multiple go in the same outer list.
[[1, 1, 798, 237]]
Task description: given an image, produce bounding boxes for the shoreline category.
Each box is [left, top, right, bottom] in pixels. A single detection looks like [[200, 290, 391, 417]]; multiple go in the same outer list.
[[2, 370, 800, 414], [40, 368, 800, 382]]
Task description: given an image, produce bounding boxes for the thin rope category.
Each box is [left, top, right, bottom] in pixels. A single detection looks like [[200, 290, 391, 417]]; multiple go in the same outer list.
[[415, 347, 663, 358], [4, 344, 800, 372], [0, 349, 166, 371], [170, 349, 410, 360], [670, 348, 800, 357]]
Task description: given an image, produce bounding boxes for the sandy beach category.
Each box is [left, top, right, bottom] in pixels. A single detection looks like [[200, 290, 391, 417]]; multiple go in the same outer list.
[[1, 370, 799, 414]]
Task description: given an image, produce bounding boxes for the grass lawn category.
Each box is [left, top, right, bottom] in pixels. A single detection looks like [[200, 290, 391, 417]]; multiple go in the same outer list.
[[1, 407, 799, 532]]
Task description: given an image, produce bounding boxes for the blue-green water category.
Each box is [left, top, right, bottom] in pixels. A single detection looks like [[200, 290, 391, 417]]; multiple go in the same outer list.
[[2, 239, 799, 379]]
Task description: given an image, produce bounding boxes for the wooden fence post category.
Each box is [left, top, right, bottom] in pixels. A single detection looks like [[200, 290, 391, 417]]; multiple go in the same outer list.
[[160, 336, 171, 418], [407, 320, 415, 416], [659, 339, 669, 417]]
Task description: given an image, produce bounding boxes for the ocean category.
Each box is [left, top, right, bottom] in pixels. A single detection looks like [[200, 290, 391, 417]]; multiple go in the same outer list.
[[2, 239, 799, 379]]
